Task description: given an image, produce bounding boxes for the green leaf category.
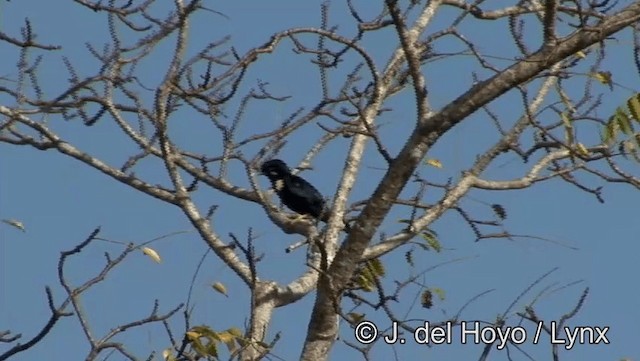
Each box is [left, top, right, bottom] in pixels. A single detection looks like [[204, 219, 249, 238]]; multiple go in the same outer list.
[[366, 258, 385, 277], [621, 139, 640, 162], [602, 116, 619, 144], [561, 112, 574, 144], [218, 330, 237, 354], [431, 287, 446, 300], [615, 107, 633, 135], [206, 342, 218, 358], [190, 337, 208, 357], [191, 325, 220, 341], [627, 94, 640, 122], [227, 327, 243, 337], [357, 274, 374, 292], [421, 231, 442, 252]]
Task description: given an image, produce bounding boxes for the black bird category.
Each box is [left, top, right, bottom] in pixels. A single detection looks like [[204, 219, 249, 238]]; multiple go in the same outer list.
[[260, 159, 328, 223]]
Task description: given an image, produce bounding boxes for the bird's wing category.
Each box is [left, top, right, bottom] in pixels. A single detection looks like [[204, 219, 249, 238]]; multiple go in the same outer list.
[[286, 175, 325, 216], [288, 175, 323, 202]]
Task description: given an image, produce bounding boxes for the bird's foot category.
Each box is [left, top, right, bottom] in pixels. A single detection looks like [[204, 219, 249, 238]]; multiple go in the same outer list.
[[287, 213, 315, 224]]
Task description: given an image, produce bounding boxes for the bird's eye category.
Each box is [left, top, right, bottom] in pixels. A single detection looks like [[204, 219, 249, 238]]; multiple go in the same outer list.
[[269, 170, 279, 176]]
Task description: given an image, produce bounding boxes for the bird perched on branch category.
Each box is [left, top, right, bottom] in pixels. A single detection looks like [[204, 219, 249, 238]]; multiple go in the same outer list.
[[261, 159, 328, 224]]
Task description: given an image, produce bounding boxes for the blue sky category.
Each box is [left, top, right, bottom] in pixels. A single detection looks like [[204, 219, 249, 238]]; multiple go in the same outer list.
[[1, 1, 637, 360]]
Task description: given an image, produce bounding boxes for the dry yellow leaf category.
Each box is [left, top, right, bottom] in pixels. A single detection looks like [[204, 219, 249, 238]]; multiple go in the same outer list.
[[2, 219, 26, 232], [141, 246, 162, 263], [218, 331, 235, 343], [590, 71, 613, 89], [212, 282, 228, 297], [346, 312, 365, 324], [425, 158, 443, 168], [186, 331, 201, 340], [162, 348, 174, 361], [576, 143, 589, 156]]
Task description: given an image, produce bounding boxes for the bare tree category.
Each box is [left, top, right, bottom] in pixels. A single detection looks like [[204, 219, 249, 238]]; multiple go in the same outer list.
[[2, 0, 639, 360], [0, 228, 182, 361]]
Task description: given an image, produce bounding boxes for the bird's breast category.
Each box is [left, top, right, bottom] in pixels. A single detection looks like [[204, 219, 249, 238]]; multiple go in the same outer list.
[[273, 178, 285, 192]]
